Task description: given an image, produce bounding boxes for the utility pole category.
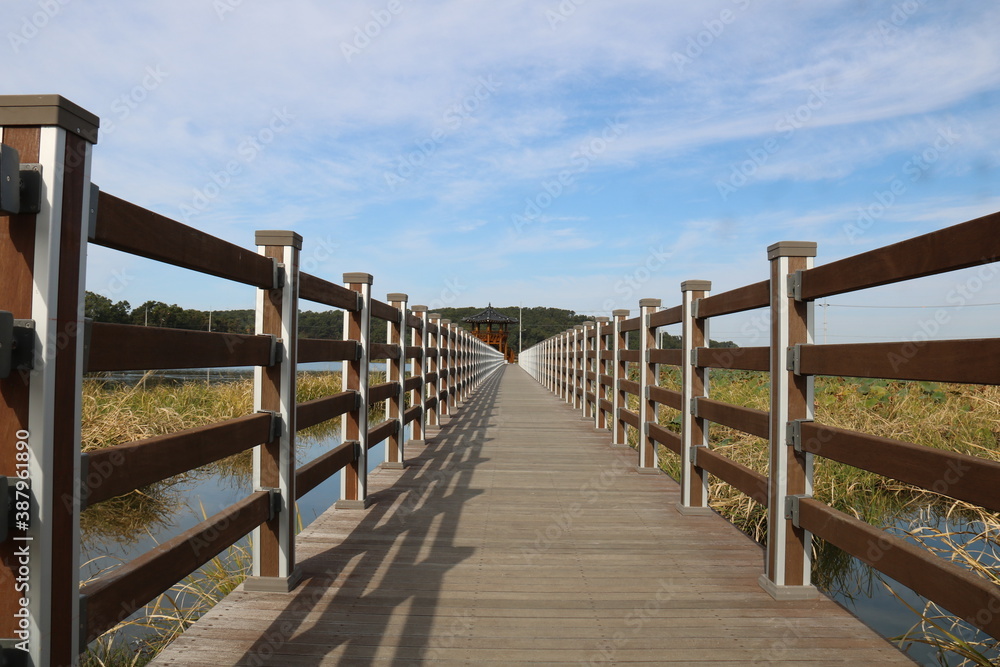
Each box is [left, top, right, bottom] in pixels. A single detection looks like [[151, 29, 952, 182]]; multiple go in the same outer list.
[[519, 303, 522, 355]]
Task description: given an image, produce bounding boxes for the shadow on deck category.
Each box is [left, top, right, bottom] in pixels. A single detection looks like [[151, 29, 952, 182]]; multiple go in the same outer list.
[[152, 365, 915, 666]]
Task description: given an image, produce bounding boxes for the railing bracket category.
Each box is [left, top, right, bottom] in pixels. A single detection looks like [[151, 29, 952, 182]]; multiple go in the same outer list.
[[0, 144, 42, 215], [88, 183, 100, 240], [786, 344, 801, 375], [784, 494, 808, 526], [0, 312, 36, 380], [261, 487, 283, 520], [689, 397, 699, 416], [691, 298, 700, 319], [268, 335, 282, 366], [690, 348, 699, 367], [787, 271, 803, 301], [786, 419, 813, 452], [0, 640, 30, 667], [258, 410, 282, 442]]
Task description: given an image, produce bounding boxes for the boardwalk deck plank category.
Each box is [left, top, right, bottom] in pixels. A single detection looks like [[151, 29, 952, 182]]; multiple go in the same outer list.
[[152, 366, 916, 665]]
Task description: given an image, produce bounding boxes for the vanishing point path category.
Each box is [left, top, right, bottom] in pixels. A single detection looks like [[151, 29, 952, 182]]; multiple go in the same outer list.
[[153, 365, 913, 665]]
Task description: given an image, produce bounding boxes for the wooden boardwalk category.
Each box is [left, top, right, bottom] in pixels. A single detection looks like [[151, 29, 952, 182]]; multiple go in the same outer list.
[[153, 365, 914, 665]]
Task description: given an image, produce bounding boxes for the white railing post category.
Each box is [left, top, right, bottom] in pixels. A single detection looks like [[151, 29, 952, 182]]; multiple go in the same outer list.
[[337, 272, 372, 510], [386, 293, 408, 468], [638, 298, 660, 472], [594, 316, 610, 430], [427, 314, 441, 428], [611, 309, 629, 447], [678, 281, 713, 515], [249, 230, 303, 592], [761, 241, 818, 599], [410, 305, 427, 443]]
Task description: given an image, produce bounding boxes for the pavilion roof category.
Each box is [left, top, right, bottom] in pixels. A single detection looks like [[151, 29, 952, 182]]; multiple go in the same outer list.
[[463, 303, 518, 324]]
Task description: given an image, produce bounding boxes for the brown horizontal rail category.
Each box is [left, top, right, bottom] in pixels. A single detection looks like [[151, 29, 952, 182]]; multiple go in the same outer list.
[[296, 391, 357, 431], [648, 385, 682, 411], [83, 412, 271, 508], [619, 350, 640, 363], [649, 349, 682, 365], [299, 272, 360, 311], [586, 371, 597, 382], [620, 317, 640, 333], [371, 298, 400, 322], [405, 346, 423, 359], [81, 491, 269, 642], [696, 398, 769, 439], [369, 381, 400, 404], [92, 192, 275, 288], [404, 376, 421, 392], [425, 396, 438, 410], [586, 350, 597, 359], [599, 374, 613, 387], [599, 398, 613, 414], [425, 349, 439, 358], [87, 323, 271, 372], [368, 419, 398, 446], [601, 350, 614, 360], [698, 280, 770, 318], [697, 346, 769, 372], [620, 408, 640, 429], [370, 343, 401, 360], [619, 379, 641, 396], [406, 313, 423, 330], [649, 305, 682, 328], [296, 440, 356, 499], [425, 372, 438, 384], [299, 338, 357, 363], [404, 404, 421, 425], [798, 339, 1000, 385], [798, 497, 1000, 639], [801, 211, 1000, 300], [696, 447, 768, 506], [799, 422, 1000, 513], [648, 422, 681, 455]]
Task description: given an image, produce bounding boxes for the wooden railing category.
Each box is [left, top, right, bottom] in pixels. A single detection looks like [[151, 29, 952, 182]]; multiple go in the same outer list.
[[0, 95, 504, 666], [520, 213, 1000, 639]]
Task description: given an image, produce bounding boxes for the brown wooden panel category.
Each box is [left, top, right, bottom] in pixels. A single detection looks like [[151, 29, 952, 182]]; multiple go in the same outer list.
[[425, 396, 438, 410], [87, 323, 271, 371], [84, 413, 271, 507], [798, 498, 1000, 639], [299, 338, 357, 363], [405, 345, 422, 359], [406, 313, 423, 329], [92, 192, 274, 288], [368, 418, 398, 446], [371, 298, 400, 322], [648, 385, 682, 411], [425, 349, 439, 358], [619, 379, 641, 396], [369, 381, 400, 403], [620, 408, 640, 428], [649, 306, 682, 328], [425, 372, 438, 384], [620, 317, 640, 333], [586, 371, 597, 382], [799, 339, 1000, 385], [81, 491, 270, 642], [599, 398, 613, 414], [599, 374, 613, 387], [620, 350, 640, 363], [697, 447, 769, 506], [586, 350, 597, 359], [648, 422, 681, 455], [649, 349, 682, 365], [296, 441, 355, 498], [403, 404, 421, 425], [404, 376, 422, 392], [696, 398, 769, 439], [600, 350, 614, 360], [697, 346, 769, 371], [802, 211, 1000, 300], [370, 343, 401, 360], [800, 422, 1000, 512], [296, 391, 357, 430], [299, 272, 360, 311], [698, 280, 770, 318]]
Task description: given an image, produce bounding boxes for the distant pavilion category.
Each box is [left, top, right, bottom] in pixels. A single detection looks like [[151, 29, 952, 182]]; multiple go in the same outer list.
[[464, 304, 518, 363]]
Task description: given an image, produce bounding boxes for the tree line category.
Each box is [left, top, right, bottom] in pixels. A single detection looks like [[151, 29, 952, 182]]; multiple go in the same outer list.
[[84, 294, 736, 351]]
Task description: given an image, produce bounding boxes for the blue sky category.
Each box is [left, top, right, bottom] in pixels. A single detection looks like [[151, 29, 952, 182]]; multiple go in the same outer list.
[[6, 0, 1000, 344]]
